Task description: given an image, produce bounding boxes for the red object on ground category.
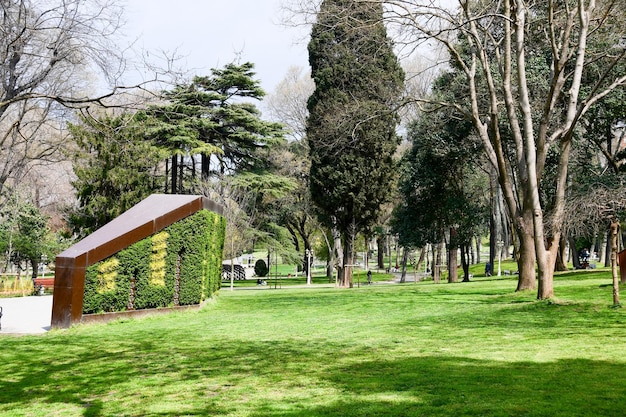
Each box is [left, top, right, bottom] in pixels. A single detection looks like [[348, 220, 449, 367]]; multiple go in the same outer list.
[[33, 277, 55, 289]]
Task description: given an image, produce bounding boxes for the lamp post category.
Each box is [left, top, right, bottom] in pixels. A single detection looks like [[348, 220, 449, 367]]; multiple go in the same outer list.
[[230, 237, 235, 291], [305, 249, 312, 286], [40, 254, 47, 278], [497, 240, 504, 277]]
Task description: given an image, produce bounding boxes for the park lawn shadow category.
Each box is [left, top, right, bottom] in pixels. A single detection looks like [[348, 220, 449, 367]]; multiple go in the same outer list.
[[1, 323, 624, 417], [249, 355, 626, 417], [1, 282, 624, 416]]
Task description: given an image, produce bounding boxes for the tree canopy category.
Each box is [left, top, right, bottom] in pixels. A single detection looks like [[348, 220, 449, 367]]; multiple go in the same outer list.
[[392, 100, 487, 282], [68, 112, 166, 236], [0, 0, 132, 209], [383, 0, 626, 298], [146, 63, 285, 194]]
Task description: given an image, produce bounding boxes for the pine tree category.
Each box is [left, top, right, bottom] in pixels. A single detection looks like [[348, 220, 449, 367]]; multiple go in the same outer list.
[[68, 113, 165, 236], [147, 63, 285, 194], [306, 0, 404, 287]]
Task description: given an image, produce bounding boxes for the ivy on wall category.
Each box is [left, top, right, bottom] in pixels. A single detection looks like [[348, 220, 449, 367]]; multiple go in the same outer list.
[[83, 210, 226, 314]]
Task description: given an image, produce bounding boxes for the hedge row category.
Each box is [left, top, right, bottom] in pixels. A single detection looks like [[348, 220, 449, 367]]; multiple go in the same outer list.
[[83, 210, 226, 314]]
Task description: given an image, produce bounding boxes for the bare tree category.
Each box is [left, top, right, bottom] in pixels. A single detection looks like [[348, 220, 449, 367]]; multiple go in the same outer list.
[[398, 49, 446, 125], [377, 0, 626, 299], [564, 178, 626, 306], [264, 66, 314, 142], [0, 0, 159, 207]]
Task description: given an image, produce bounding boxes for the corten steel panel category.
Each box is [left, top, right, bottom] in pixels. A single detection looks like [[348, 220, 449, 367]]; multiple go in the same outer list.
[[51, 194, 223, 329], [51, 260, 86, 329], [88, 223, 155, 265], [51, 287, 73, 329], [154, 200, 203, 231]]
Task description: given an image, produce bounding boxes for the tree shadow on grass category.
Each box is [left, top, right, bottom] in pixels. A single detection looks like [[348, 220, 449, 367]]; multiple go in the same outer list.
[[1, 333, 625, 417], [1, 301, 625, 417], [250, 356, 626, 417], [0, 334, 232, 416]]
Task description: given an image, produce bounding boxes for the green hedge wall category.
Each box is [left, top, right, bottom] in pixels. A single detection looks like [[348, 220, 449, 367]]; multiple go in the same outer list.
[[83, 210, 226, 314]]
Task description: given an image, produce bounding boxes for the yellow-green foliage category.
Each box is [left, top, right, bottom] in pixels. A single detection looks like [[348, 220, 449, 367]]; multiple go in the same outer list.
[[150, 231, 169, 286], [97, 258, 119, 293]]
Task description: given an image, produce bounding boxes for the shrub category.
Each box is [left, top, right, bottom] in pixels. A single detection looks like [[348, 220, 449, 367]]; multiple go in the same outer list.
[[254, 259, 268, 277]]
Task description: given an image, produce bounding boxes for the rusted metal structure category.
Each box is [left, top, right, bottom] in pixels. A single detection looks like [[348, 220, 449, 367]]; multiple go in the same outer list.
[[51, 194, 223, 329]]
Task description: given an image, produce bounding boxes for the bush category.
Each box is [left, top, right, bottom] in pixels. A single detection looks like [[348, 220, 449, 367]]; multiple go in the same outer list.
[[254, 259, 268, 277]]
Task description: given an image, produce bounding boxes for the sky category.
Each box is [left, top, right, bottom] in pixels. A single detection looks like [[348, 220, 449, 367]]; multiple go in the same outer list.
[[122, 0, 310, 94]]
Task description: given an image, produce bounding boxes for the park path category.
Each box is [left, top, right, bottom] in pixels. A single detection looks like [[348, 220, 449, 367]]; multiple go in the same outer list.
[[0, 295, 51, 335]]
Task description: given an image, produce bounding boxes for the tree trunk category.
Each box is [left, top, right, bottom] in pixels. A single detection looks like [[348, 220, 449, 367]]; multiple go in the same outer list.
[[536, 138, 574, 299], [170, 155, 178, 194], [596, 231, 605, 267], [31, 259, 38, 280], [400, 247, 407, 283], [461, 243, 470, 282], [377, 235, 385, 270], [448, 227, 459, 283], [340, 231, 354, 288], [515, 224, 536, 291], [201, 153, 210, 180], [539, 233, 560, 299], [414, 246, 426, 282], [178, 155, 185, 193], [554, 234, 568, 271], [604, 228, 611, 267], [286, 224, 301, 253], [474, 236, 480, 264], [387, 235, 393, 272], [164, 158, 170, 193], [447, 247, 458, 283], [569, 236, 581, 269], [610, 221, 620, 306], [425, 244, 431, 277], [489, 172, 498, 272], [433, 241, 443, 283], [333, 226, 343, 285]]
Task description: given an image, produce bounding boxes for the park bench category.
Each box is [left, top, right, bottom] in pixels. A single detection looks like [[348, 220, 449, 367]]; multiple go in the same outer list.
[[33, 277, 55, 294]]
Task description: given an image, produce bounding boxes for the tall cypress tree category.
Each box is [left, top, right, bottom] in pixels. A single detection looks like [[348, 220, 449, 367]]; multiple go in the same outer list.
[[306, 0, 404, 287]]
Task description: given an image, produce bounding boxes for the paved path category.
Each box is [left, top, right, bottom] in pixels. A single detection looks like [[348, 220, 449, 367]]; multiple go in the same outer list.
[[0, 295, 52, 335]]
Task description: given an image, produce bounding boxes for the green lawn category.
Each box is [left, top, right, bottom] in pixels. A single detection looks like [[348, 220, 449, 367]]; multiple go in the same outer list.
[[1, 269, 625, 416]]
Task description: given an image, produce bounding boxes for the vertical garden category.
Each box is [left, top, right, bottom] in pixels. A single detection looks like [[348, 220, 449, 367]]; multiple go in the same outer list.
[[82, 210, 226, 314]]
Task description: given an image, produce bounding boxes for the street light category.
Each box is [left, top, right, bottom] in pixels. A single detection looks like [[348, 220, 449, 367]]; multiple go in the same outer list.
[[497, 240, 504, 277], [40, 254, 47, 278], [305, 249, 312, 285]]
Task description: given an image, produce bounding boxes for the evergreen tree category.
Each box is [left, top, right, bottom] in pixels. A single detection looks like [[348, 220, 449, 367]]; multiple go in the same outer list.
[[146, 63, 285, 194], [68, 113, 166, 236], [392, 108, 487, 283], [306, 0, 404, 287], [0, 197, 54, 278]]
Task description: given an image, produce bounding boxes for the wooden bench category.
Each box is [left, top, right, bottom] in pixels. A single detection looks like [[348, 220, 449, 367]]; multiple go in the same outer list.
[[33, 277, 55, 290]]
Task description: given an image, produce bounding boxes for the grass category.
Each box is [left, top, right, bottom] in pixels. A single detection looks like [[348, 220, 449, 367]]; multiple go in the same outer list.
[[1, 268, 625, 416]]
